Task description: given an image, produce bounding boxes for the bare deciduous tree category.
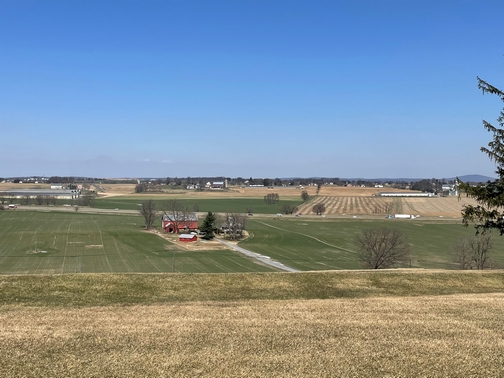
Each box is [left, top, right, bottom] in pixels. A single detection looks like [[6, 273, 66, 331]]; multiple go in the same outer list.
[[223, 213, 247, 240], [264, 193, 279, 205], [79, 192, 96, 207], [281, 204, 298, 214], [312, 203, 326, 215], [452, 234, 493, 270], [7, 193, 16, 204], [140, 200, 158, 230], [355, 228, 411, 269], [301, 190, 309, 202], [135, 183, 148, 193], [162, 199, 190, 234]]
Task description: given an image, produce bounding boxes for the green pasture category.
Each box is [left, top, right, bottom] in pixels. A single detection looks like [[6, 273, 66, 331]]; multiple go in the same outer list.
[[0, 211, 275, 274], [94, 196, 302, 214], [240, 218, 504, 270], [3, 211, 504, 274]]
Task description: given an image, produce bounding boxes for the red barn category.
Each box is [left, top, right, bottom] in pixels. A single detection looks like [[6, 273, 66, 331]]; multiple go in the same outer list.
[[162, 213, 198, 233], [179, 234, 197, 242]]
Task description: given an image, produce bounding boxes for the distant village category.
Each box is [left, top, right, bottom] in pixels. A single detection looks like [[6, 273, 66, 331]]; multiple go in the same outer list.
[[0, 175, 467, 199]]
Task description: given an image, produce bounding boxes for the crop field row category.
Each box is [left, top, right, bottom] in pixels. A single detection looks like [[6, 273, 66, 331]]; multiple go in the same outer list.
[[297, 195, 479, 217], [0, 212, 275, 274], [297, 196, 401, 215]]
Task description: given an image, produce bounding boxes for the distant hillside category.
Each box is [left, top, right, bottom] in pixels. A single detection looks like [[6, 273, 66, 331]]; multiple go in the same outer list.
[[284, 175, 496, 183], [451, 174, 496, 184]]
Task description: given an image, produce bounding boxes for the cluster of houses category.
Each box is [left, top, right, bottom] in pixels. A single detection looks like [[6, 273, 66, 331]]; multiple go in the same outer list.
[[185, 181, 228, 190]]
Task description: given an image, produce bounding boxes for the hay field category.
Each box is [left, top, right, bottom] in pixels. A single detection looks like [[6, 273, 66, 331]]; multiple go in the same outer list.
[[0, 183, 50, 190], [1, 271, 504, 377], [98, 185, 409, 199], [2, 295, 504, 377]]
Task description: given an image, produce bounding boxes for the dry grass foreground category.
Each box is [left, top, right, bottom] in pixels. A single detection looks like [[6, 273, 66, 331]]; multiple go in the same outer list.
[[0, 295, 502, 377], [1, 271, 504, 377]]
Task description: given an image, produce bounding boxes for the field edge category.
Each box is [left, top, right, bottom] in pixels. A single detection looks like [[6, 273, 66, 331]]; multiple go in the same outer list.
[[1, 269, 503, 307]]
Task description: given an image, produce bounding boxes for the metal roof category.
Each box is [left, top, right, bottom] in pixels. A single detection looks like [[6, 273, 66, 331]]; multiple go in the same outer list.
[[162, 213, 198, 222]]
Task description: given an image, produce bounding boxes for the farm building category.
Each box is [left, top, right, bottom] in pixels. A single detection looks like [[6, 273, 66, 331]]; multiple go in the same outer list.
[[211, 181, 227, 189], [378, 192, 433, 197], [0, 189, 79, 200], [162, 212, 199, 233], [179, 234, 197, 242]]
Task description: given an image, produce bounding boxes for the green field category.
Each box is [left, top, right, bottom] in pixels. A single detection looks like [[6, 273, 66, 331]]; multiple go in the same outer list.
[[0, 211, 275, 274], [2, 211, 504, 274], [94, 196, 302, 214], [241, 218, 504, 270]]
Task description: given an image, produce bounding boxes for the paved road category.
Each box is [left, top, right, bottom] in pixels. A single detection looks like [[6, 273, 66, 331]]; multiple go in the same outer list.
[[14, 205, 139, 215], [216, 238, 299, 272]]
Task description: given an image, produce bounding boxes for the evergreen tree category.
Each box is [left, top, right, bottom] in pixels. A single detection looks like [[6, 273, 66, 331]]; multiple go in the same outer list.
[[200, 211, 216, 240], [460, 75, 504, 234]]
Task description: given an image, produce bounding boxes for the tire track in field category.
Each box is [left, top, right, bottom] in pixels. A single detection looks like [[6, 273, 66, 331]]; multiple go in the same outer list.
[[91, 217, 112, 272], [146, 256, 162, 272], [112, 235, 132, 272], [62, 220, 72, 273], [255, 220, 357, 254]]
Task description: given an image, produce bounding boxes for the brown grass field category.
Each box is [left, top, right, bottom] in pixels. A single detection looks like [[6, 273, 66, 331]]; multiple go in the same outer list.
[[1, 271, 504, 377], [2, 183, 477, 218], [1, 294, 504, 377], [96, 184, 410, 198], [94, 184, 477, 217]]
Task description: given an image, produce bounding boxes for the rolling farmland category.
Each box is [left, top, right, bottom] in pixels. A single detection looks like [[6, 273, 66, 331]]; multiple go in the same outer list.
[[2, 210, 504, 273], [0, 211, 276, 274], [241, 218, 504, 270]]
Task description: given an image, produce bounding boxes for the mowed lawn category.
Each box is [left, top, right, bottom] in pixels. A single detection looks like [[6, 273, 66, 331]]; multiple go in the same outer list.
[[240, 218, 504, 270], [0, 211, 276, 274], [94, 196, 302, 214]]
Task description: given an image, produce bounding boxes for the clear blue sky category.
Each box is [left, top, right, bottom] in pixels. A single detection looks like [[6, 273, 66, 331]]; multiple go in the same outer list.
[[1, 0, 503, 179]]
